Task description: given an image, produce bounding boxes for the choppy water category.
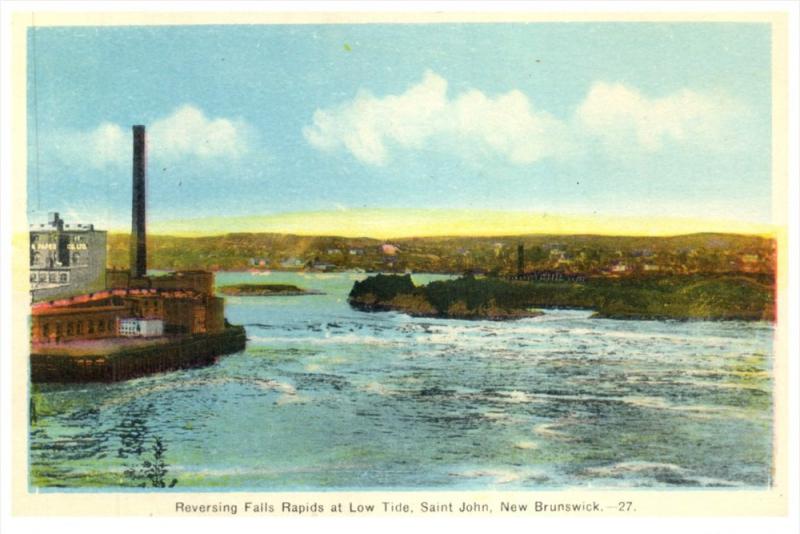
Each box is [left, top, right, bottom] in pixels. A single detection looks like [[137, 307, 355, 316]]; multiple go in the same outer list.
[[29, 272, 774, 490]]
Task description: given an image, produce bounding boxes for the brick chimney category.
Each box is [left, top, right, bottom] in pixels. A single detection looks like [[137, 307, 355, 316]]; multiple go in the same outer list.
[[130, 125, 147, 278]]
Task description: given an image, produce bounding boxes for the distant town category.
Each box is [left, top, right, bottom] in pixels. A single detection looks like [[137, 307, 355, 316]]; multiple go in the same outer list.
[[105, 231, 775, 279]]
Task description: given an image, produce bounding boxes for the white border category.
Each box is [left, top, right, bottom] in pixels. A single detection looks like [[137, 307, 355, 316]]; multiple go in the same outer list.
[[1, 2, 798, 534]]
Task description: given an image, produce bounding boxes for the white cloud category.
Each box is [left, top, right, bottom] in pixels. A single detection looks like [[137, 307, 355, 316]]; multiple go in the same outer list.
[[150, 105, 253, 160], [574, 82, 744, 155], [42, 121, 128, 169], [303, 70, 573, 166], [45, 105, 255, 169], [305, 72, 748, 166]]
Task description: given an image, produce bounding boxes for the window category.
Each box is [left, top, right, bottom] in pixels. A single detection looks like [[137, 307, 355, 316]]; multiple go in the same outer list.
[[59, 272, 68, 283], [76, 322, 83, 335], [66, 323, 73, 336], [42, 324, 50, 337], [108, 320, 114, 332], [98, 321, 105, 333], [88, 321, 95, 334], [30, 272, 36, 282], [55, 323, 62, 336]]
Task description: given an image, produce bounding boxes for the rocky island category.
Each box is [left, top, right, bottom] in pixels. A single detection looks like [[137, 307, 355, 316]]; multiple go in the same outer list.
[[348, 274, 543, 320], [219, 283, 323, 296], [348, 273, 774, 322]]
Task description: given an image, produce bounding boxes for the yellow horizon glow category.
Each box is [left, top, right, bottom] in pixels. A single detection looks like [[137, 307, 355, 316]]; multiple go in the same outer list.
[[130, 209, 779, 239]]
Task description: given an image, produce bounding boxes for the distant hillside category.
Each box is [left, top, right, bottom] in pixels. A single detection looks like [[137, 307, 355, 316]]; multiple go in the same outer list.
[[107, 233, 381, 271], [106, 232, 776, 276]]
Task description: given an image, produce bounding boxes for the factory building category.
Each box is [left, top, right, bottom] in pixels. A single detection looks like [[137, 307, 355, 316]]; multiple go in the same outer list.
[[30, 125, 231, 347], [30, 288, 226, 344], [107, 269, 214, 295], [29, 212, 107, 302], [30, 302, 126, 344]]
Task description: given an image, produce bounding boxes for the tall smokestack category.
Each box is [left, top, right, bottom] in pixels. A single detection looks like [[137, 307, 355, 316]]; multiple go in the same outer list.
[[517, 244, 524, 276], [131, 125, 147, 278]]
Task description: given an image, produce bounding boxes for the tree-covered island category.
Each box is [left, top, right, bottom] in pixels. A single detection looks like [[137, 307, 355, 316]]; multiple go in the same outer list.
[[348, 274, 774, 322], [218, 284, 323, 296], [348, 274, 543, 320]]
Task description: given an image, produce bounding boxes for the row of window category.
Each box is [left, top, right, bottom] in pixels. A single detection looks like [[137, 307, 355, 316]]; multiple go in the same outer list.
[[40, 318, 116, 339], [30, 271, 69, 283], [118, 322, 140, 335]]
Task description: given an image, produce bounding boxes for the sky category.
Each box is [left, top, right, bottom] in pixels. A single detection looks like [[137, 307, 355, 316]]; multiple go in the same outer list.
[[26, 22, 774, 237]]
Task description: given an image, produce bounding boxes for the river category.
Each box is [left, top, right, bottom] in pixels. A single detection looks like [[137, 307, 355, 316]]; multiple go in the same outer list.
[[29, 271, 774, 490]]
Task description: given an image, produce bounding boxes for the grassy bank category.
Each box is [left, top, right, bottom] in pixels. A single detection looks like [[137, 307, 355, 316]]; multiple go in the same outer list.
[[348, 274, 774, 322]]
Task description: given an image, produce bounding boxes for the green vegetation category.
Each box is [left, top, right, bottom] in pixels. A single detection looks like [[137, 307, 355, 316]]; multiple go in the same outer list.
[[218, 283, 321, 296], [123, 437, 178, 489], [348, 274, 774, 322], [106, 231, 775, 277], [347, 273, 416, 302]]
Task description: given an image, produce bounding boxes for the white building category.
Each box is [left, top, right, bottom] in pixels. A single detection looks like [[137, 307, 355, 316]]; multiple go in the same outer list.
[[280, 257, 305, 269], [118, 318, 164, 337], [30, 212, 107, 302]]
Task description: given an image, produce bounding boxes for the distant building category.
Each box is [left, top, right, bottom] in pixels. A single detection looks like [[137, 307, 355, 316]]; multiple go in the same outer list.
[[739, 253, 763, 273], [30, 212, 107, 302], [280, 257, 305, 269], [119, 318, 164, 337], [381, 244, 400, 256], [509, 270, 586, 283], [349, 248, 365, 256], [310, 261, 334, 271]]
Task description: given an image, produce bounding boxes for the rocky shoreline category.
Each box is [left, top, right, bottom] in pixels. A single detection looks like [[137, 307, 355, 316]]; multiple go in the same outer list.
[[349, 295, 543, 321], [347, 273, 774, 322]]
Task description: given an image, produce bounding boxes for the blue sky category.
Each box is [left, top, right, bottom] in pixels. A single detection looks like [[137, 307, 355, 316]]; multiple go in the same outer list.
[[26, 22, 773, 235]]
